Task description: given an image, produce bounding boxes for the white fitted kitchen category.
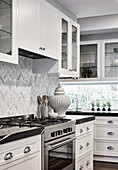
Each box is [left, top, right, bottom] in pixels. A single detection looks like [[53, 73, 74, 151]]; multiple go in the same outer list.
[[0, 0, 118, 170]]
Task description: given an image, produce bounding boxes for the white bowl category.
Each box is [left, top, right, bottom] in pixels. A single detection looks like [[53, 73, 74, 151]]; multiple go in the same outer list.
[[48, 112, 58, 118]]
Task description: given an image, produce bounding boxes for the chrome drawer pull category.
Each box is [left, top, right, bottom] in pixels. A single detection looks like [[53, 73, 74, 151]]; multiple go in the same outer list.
[[87, 127, 90, 131], [107, 146, 114, 150], [107, 132, 114, 135], [80, 165, 84, 170], [4, 152, 13, 160], [80, 145, 83, 150], [24, 146, 31, 153], [86, 160, 90, 166], [86, 142, 90, 146], [80, 129, 83, 133], [107, 120, 114, 124], [42, 47, 45, 51]]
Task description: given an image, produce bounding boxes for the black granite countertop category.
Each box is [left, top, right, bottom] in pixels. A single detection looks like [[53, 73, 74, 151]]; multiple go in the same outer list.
[[66, 110, 118, 117], [66, 115, 95, 125], [0, 126, 44, 145]]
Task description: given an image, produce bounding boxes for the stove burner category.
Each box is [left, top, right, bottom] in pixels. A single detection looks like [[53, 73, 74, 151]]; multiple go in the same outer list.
[[0, 115, 70, 128]]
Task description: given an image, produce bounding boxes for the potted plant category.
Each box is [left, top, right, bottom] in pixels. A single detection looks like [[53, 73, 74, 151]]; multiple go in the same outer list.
[[91, 101, 95, 111], [81, 67, 93, 78], [96, 101, 100, 111], [102, 102, 106, 111], [107, 101, 111, 111]]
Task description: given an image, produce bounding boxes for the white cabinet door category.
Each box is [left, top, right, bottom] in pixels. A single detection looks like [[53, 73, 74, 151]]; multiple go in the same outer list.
[[42, 0, 60, 60], [18, 0, 42, 54], [59, 12, 80, 77], [102, 39, 118, 81], [1, 152, 41, 170], [0, 0, 18, 64], [79, 40, 101, 81]]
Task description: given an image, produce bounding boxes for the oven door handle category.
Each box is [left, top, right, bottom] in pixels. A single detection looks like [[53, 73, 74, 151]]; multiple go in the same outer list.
[[45, 137, 76, 149]]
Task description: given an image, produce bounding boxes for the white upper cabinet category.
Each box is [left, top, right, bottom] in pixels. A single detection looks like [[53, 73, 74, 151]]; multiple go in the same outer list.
[[18, 0, 41, 54], [59, 12, 80, 77], [18, 0, 60, 60], [0, 0, 18, 64], [102, 39, 118, 81], [79, 41, 101, 81]]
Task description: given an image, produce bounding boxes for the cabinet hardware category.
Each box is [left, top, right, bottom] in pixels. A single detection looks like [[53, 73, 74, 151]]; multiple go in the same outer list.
[[24, 146, 31, 153], [80, 145, 83, 150], [86, 160, 90, 166], [107, 120, 114, 124], [39, 47, 42, 50], [80, 129, 83, 133], [42, 48, 45, 50], [86, 142, 90, 146], [69, 69, 72, 71], [87, 127, 90, 131], [80, 165, 84, 170], [4, 152, 13, 160], [107, 146, 114, 150], [107, 132, 114, 135]]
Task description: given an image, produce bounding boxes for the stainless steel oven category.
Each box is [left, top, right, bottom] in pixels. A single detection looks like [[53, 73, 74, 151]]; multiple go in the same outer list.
[[44, 121, 75, 170]]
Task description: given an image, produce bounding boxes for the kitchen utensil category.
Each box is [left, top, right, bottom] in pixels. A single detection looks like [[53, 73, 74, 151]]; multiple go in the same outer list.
[[37, 96, 43, 106]]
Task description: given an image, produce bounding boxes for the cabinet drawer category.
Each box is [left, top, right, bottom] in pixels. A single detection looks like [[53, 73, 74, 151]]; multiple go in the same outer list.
[[0, 135, 41, 166], [94, 140, 118, 157], [94, 126, 118, 140], [94, 117, 118, 126], [76, 152, 93, 170], [76, 134, 93, 158], [76, 122, 93, 137]]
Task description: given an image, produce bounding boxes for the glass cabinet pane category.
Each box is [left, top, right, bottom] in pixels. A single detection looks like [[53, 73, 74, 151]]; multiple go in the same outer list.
[[61, 18, 68, 69], [80, 44, 97, 78], [105, 42, 118, 78], [72, 25, 77, 71], [0, 0, 12, 55]]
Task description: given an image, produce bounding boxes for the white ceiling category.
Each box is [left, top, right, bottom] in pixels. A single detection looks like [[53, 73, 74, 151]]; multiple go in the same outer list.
[[56, 0, 118, 18]]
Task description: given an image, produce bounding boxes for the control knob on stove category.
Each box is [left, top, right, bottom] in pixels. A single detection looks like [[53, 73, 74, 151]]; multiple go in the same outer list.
[[51, 132, 56, 137], [63, 128, 68, 133], [68, 127, 72, 132], [57, 130, 62, 135]]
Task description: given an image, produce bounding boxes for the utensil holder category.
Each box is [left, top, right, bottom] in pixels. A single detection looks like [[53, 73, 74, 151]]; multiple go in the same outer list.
[[41, 106, 48, 118]]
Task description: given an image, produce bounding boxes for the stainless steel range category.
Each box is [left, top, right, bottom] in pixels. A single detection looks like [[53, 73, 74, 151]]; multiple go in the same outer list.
[[44, 120, 75, 170], [0, 115, 75, 170]]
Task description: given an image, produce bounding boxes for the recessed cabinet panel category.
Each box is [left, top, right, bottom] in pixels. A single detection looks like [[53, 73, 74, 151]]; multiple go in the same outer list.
[[0, 0, 18, 64], [72, 25, 77, 72], [61, 18, 68, 69], [80, 44, 97, 78], [0, 0, 12, 55], [105, 42, 118, 78]]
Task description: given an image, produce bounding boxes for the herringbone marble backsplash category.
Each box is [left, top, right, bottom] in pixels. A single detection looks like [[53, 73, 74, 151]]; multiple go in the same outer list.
[[0, 56, 59, 117]]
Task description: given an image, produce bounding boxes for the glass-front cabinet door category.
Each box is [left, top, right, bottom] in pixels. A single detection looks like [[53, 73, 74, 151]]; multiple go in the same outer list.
[[80, 41, 100, 80], [60, 12, 80, 78], [102, 39, 118, 80], [0, 0, 18, 64]]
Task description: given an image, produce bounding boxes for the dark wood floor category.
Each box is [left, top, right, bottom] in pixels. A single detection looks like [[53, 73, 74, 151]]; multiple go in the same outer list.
[[94, 161, 118, 170]]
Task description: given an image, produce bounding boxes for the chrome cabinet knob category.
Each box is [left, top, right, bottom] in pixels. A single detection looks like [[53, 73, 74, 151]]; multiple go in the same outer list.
[[42, 48, 45, 50], [107, 146, 114, 150], [107, 120, 114, 124], [86, 160, 90, 166], [80, 145, 83, 150], [80, 129, 83, 133], [24, 146, 31, 153], [80, 165, 84, 170], [87, 127, 90, 131], [4, 152, 13, 160], [39, 47, 42, 50], [86, 142, 90, 146], [107, 132, 114, 135]]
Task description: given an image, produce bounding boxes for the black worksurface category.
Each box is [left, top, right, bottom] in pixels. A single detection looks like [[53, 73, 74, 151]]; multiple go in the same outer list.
[[0, 126, 44, 144], [66, 115, 95, 125], [66, 110, 118, 117]]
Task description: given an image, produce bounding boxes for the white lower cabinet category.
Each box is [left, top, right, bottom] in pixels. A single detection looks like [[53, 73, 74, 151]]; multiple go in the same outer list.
[[94, 116, 118, 162], [0, 135, 41, 170], [75, 121, 93, 170]]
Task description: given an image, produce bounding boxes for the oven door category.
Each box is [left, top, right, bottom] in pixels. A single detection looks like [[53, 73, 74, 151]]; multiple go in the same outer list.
[[44, 133, 75, 170]]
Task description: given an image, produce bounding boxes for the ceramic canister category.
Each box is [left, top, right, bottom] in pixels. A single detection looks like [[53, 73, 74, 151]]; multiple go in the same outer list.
[[49, 84, 70, 117]]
